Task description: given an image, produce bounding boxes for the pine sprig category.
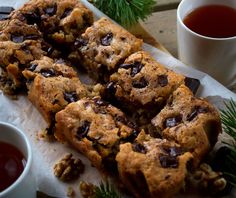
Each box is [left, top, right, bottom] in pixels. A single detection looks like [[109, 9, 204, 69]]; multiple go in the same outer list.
[[220, 99, 236, 186], [93, 0, 156, 27], [94, 182, 120, 198]]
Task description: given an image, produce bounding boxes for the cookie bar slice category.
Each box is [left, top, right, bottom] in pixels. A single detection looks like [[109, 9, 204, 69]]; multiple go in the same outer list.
[[11, 0, 93, 45], [107, 51, 185, 121], [116, 131, 193, 198], [0, 40, 44, 94], [55, 97, 139, 171], [75, 17, 143, 81], [22, 56, 77, 81], [151, 85, 222, 167], [27, 75, 88, 132]]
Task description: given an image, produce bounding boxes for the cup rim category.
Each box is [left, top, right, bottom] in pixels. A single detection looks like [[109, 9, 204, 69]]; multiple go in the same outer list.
[[177, 0, 236, 41], [0, 121, 32, 196]]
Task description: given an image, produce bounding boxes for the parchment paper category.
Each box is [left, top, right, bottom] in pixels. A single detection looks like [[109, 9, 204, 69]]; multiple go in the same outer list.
[[0, 0, 236, 197]]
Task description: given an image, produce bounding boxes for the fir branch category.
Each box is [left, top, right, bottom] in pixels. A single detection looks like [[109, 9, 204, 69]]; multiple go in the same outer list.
[[93, 0, 156, 27], [94, 182, 121, 198]]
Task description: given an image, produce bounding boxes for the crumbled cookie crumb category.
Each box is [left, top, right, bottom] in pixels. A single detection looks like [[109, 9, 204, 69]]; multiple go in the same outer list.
[[67, 186, 75, 197], [79, 181, 96, 198], [54, 153, 84, 182]]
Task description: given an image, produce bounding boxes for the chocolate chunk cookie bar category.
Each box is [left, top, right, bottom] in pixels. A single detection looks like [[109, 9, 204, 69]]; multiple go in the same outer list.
[[11, 0, 93, 45], [55, 97, 139, 171], [0, 40, 44, 94], [76, 17, 143, 81], [151, 85, 222, 167], [116, 131, 193, 198]]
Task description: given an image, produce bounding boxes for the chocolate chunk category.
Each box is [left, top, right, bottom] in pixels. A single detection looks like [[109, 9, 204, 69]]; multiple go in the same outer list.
[[0, 6, 14, 14], [132, 142, 147, 154], [119, 61, 144, 77], [165, 115, 182, 128], [132, 77, 148, 89], [28, 63, 38, 71], [126, 129, 139, 142], [158, 75, 168, 87], [11, 34, 24, 43], [106, 82, 116, 95], [115, 115, 127, 124], [40, 68, 56, 78], [24, 10, 41, 25], [187, 106, 209, 121], [76, 121, 90, 139], [64, 91, 78, 103], [101, 33, 113, 46], [61, 8, 72, 19], [162, 146, 183, 157], [24, 34, 40, 40], [74, 37, 88, 47], [185, 77, 200, 95], [44, 4, 57, 16], [94, 98, 109, 106], [159, 154, 179, 168]]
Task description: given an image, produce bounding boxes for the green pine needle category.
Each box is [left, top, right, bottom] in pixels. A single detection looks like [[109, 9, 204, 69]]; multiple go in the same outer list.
[[220, 99, 236, 186], [93, 0, 156, 27], [94, 182, 120, 198]]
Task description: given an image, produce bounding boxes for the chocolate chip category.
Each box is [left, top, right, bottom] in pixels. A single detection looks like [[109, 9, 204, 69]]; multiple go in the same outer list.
[[159, 154, 179, 168], [165, 115, 182, 128], [162, 146, 183, 157], [76, 121, 90, 139], [28, 63, 38, 71], [158, 75, 168, 87], [24, 34, 40, 40], [44, 4, 57, 16], [126, 129, 139, 142], [64, 91, 78, 103], [187, 106, 209, 121], [132, 142, 147, 154], [40, 68, 56, 78], [106, 82, 116, 95], [115, 115, 127, 124], [94, 98, 109, 106], [132, 77, 148, 89], [60, 8, 72, 19], [185, 77, 200, 95], [23, 9, 41, 25], [0, 6, 14, 14], [11, 34, 24, 43], [101, 33, 113, 46], [119, 61, 144, 77], [74, 37, 88, 47]]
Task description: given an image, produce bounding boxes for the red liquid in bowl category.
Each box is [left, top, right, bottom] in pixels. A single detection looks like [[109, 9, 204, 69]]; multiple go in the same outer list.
[[0, 141, 26, 192], [183, 5, 236, 38]]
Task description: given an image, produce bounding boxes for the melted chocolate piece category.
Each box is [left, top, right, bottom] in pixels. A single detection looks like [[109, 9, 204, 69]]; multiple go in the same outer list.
[[74, 37, 88, 47], [159, 154, 179, 168], [187, 106, 209, 121], [11, 34, 24, 43], [165, 115, 182, 128], [61, 8, 72, 19], [120, 61, 144, 77], [28, 63, 38, 71], [101, 33, 113, 46], [63, 91, 78, 103], [40, 68, 56, 78], [44, 4, 57, 16], [76, 121, 90, 139], [106, 82, 116, 95], [24, 9, 41, 25], [132, 77, 148, 89], [132, 142, 147, 154], [162, 146, 183, 157], [0, 6, 14, 14], [158, 75, 168, 87], [185, 77, 200, 95], [125, 129, 139, 142]]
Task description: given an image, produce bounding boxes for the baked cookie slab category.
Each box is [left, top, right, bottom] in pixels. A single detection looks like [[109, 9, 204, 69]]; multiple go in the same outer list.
[[151, 85, 222, 167], [116, 131, 193, 198], [55, 97, 139, 171], [76, 17, 143, 81]]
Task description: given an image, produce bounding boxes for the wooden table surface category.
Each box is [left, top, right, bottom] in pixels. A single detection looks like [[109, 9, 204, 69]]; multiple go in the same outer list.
[[141, 0, 181, 58]]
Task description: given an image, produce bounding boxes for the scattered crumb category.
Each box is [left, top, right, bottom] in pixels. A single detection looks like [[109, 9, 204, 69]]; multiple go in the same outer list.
[[67, 186, 75, 197], [36, 129, 55, 141], [54, 153, 84, 182], [79, 181, 96, 198]]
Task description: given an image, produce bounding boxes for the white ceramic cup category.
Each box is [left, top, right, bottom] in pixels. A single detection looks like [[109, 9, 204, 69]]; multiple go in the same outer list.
[[0, 122, 36, 198], [177, 0, 236, 88]]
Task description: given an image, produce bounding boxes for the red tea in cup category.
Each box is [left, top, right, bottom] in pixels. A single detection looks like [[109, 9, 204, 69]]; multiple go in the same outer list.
[[183, 5, 236, 38], [0, 141, 26, 192]]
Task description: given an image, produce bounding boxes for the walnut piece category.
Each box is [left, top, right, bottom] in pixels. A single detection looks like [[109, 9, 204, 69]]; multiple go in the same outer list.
[[53, 153, 84, 182]]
